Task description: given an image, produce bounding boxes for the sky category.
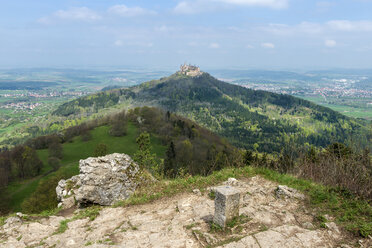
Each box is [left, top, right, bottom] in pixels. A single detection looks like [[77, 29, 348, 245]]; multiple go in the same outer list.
[[1, 0, 372, 70]]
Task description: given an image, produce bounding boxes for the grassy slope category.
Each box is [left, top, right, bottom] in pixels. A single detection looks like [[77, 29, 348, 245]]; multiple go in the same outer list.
[[6, 122, 166, 211]]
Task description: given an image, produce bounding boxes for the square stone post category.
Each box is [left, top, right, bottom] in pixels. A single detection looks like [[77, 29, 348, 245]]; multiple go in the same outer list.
[[213, 186, 240, 227]]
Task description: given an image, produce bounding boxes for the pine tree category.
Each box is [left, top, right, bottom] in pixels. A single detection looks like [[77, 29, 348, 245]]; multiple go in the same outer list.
[[134, 132, 160, 176], [164, 141, 176, 177]]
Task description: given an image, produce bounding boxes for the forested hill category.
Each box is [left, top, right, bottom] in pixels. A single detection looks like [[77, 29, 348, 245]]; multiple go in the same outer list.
[[53, 72, 371, 153]]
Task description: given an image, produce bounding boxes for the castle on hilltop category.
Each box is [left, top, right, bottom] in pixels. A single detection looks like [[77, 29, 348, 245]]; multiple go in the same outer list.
[[179, 63, 203, 77]]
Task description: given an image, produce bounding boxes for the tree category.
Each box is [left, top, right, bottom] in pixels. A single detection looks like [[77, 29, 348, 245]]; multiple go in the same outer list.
[[48, 157, 61, 171], [244, 150, 254, 166], [48, 141, 63, 159], [164, 141, 176, 177], [12, 146, 43, 179], [12, 146, 26, 178], [22, 146, 43, 177], [0, 152, 11, 187], [134, 132, 160, 176], [326, 143, 352, 159], [93, 143, 108, 157], [176, 139, 193, 166], [21, 175, 60, 213], [109, 120, 127, 137]]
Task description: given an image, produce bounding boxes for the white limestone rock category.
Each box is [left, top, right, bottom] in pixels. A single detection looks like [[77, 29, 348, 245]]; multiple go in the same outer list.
[[275, 185, 305, 200], [56, 153, 149, 207]]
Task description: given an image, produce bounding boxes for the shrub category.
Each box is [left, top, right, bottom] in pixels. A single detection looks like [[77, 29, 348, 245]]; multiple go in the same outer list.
[[21, 176, 60, 214], [93, 143, 108, 157], [48, 157, 61, 171]]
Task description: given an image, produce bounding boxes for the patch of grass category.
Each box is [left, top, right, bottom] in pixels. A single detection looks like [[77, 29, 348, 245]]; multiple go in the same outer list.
[[208, 191, 215, 200], [97, 238, 115, 245], [128, 221, 138, 231], [54, 219, 70, 234], [210, 223, 223, 233], [316, 215, 328, 229], [74, 206, 101, 221], [36, 208, 61, 217], [0, 216, 6, 226], [114, 166, 254, 208], [185, 223, 197, 230], [226, 214, 250, 229], [316, 215, 327, 223], [259, 224, 269, 232], [53, 206, 102, 235], [84, 241, 93, 246], [38, 123, 165, 167], [254, 167, 372, 238]]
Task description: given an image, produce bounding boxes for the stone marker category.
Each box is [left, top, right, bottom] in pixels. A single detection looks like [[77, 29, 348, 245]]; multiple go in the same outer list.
[[213, 186, 240, 227]]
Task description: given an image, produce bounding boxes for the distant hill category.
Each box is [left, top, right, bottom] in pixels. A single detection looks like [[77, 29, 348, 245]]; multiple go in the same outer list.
[[53, 72, 371, 153]]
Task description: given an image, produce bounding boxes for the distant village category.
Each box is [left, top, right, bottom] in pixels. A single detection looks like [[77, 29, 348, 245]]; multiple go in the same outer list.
[[0, 90, 87, 111], [241, 78, 372, 99], [1, 101, 42, 110]]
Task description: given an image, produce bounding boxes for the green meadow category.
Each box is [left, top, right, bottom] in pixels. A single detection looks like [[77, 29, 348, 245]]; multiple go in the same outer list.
[[6, 122, 166, 211]]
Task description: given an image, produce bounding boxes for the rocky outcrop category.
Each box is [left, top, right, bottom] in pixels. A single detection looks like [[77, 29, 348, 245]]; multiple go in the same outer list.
[[1, 176, 363, 248], [56, 153, 149, 207], [275, 185, 305, 200]]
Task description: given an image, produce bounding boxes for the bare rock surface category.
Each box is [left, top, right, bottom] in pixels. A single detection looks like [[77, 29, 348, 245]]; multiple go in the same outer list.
[[0, 176, 363, 248], [56, 153, 145, 207]]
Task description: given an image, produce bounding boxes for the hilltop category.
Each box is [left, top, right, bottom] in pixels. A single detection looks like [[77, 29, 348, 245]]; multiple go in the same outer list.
[[54, 71, 371, 153], [1, 168, 371, 247]]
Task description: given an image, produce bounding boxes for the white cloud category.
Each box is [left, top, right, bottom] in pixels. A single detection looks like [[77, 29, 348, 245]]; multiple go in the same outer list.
[[325, 39, 336, 47], [315, 1, 334, 13], [297, 22, 324, 34], [174, 0, 288, 14], [261, 20, 372, 37], [327, 20, 372, 32], [108, 5, 156, 17], [214, 0, 288, 9], [261, 22, 323, 36], [174, 1, 201, 14], [155, 25, 176, 33], [246, 44, 254, 49], [261, 42, 275, 48], [38, 7, 101, 24], [209, 43, 220, 48], [114, 40, 124, 47]]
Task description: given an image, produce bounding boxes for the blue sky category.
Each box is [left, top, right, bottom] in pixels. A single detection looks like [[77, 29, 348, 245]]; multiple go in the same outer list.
[[1, 0, 372, 70]]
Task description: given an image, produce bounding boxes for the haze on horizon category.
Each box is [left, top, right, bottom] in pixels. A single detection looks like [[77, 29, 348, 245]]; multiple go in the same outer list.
[[1, 0, 372, 70]]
